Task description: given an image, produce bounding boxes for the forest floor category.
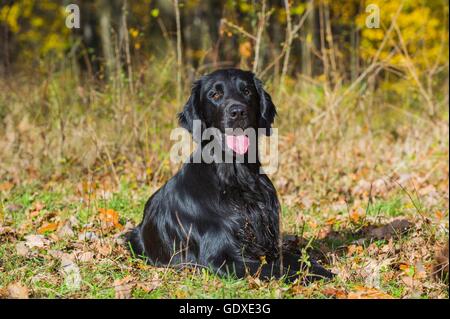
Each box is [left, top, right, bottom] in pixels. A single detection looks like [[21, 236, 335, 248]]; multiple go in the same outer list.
[[0, 74, 448, 299]]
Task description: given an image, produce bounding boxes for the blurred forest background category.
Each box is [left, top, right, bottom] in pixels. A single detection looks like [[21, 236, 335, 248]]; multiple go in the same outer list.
[[0, 0, 448, 299], [0, 0, 448, 179]]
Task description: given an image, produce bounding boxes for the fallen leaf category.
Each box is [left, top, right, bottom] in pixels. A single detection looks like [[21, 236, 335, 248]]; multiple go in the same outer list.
[[60, 253, 81, 291], [24, 234, 48, 248], [347, 244, 363, 256], [78, 231, 99, 242], [400, 263, 413, 274], [98, 208, 123, 230], [347, 286, 393, 299], [29, 202, 45, 218], [7, 282, 29, 299], [247, 276, 262, 289], [322, 288, 347, 299], [362, 258, 393, 288], [435, 211, 445, 220], [48, 249, 64, 259], [114, 276, 136, 299], [290, 284, 306, 296], [56, 221, 75, 238], [136, 277, 162, 293], [38, 222, 58, 234], [95, 242, 111, 256], [15, 242, 30, 256], [78, 251, 95, 263], [349, 210, 361, 223], [0, 182, 14, 192], [401, 275, 415, 287]]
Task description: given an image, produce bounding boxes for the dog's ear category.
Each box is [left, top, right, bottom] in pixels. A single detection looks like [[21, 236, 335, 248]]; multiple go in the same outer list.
[[178, 80, 203, 137], [253, 75, 277, 136]]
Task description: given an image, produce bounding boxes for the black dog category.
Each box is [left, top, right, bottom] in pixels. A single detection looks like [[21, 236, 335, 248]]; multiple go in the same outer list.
[[128, 69, 333, 282]]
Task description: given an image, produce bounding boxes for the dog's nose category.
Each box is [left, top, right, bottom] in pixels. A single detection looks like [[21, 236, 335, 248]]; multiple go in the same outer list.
[[228, 104, 247, 120]]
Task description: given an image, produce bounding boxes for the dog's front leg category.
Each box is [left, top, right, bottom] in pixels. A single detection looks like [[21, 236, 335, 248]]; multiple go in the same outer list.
[[282, 252, 335, 282]]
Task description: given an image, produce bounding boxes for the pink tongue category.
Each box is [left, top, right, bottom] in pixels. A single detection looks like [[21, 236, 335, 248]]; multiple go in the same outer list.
[[226, 135, 249, 155]]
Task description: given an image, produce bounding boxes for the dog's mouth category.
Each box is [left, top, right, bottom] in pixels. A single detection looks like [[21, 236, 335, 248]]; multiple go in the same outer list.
[[225, 134, 250, 155]]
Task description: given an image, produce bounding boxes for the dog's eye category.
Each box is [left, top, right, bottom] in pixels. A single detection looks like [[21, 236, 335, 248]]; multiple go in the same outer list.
[[211, 91, 222, 101], [243, 88, 251, 96]]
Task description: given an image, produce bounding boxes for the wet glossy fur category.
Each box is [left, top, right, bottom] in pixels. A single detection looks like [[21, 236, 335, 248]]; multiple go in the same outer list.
[[127, 69, 334, 282]]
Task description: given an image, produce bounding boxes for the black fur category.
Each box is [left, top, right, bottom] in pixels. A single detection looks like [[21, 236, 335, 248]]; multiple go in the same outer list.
[[128, 69, 334, 282]]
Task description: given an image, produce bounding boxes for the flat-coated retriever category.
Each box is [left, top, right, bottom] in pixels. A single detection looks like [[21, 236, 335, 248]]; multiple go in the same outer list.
[[127, 69, 334, 282]]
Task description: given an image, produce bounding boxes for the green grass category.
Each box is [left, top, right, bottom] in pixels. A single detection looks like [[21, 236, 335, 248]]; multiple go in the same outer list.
[[0, 63, 448, 298], [367, 197, 404, 217], [1, 179, 448, 299]]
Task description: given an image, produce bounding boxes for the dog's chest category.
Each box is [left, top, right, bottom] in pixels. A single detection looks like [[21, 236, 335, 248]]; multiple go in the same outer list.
[[223, 186, 279, 260]]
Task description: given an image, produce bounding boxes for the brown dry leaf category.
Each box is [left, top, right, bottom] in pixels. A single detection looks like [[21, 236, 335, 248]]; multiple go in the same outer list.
[[290, 284, 308, 296], [24, 234, 48, 248], [7, 282, 29, 299], [78, 231, 99, 242], [317, 225, 332, 239], [0, 182, 14, 192], [347, 286, 393, 299], [401, 276, 415, 287], [322, 288, 347, 299], [95, 242, 112, 256], [29, 202, 45, 218], [114, 276, 136, 299], [247, 276, 263, 289], [78, 251, 95, 263], [98, 208, 123, 230], [37, 222, 58, 234], [362, 258, 394, 288], [48, 249, 64, 259], [56, 221, 75, 238], [136, 275, 162, 293], [55, 216, 78, 239], [347, 244, 363, 257]]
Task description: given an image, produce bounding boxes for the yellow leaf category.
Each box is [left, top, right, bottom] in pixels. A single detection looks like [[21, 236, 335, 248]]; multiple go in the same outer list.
[[37, 222, 58, 234], [399, 264, 410, 271], [239, 41, 252, 58], [349, 210, 361, 223], [98, 208, 123, 230]]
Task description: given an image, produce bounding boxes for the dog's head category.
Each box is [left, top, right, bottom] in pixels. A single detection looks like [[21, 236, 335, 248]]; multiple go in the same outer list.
[[178, 69, 276, 155]]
